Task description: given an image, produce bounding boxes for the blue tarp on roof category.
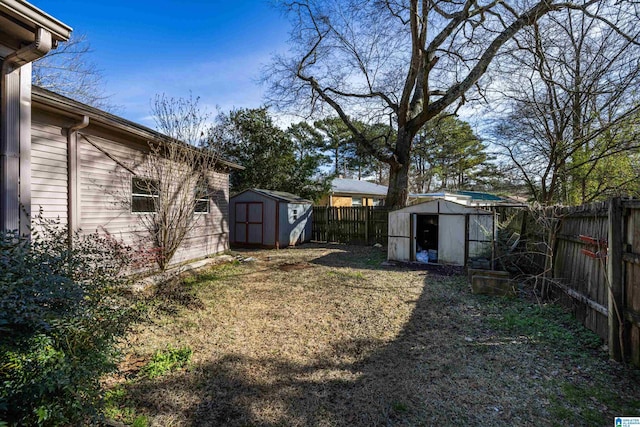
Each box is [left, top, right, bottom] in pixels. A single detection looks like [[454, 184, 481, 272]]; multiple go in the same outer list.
[[455, 190, 504, 201]]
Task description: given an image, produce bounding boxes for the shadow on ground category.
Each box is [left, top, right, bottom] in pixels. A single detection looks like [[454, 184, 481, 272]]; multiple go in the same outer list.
[[125, 245, 639, 426], [126, 278, 568, 426]]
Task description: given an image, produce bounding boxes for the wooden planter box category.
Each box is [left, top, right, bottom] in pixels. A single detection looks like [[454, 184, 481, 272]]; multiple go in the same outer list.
[[468, 268, 515, 297]]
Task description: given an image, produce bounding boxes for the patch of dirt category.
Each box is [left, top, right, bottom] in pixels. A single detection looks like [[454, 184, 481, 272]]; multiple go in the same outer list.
[[110, 243, 640, 426], [278, 262, 314, 271], [151, 276, 205, 312]]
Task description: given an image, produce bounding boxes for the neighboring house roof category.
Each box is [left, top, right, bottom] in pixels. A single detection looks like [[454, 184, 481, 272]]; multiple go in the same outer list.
[[233, 188, 313, 204], [331, 178, 388, 197], [455, 190, 504, 202], [31, 86, 244, 171], [408, 190, 525, 207]]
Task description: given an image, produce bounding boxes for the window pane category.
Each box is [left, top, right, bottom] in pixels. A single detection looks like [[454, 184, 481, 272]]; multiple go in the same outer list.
[[132, 178, 158, 196], [194, 179, 209, 214], [132, 196, 156, 213], [195, 198, 209, 213]]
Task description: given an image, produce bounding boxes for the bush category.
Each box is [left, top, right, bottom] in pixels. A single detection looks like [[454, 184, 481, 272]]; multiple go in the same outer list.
[[0, 216, 141, 426]]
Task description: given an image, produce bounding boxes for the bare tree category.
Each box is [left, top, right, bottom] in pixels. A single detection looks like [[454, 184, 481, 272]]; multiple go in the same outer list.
[[32, 33, 116, 111], [267, 0, 636, 208], [133, 94, 220, 271], [491, 6, 640, 204]]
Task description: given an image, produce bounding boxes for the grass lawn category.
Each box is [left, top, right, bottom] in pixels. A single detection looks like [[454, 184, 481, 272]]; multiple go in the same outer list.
[[105, 244, 640, 426]]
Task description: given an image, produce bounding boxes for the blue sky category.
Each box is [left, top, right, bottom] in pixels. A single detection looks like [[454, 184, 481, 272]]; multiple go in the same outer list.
[[30, 0, 291, 126]]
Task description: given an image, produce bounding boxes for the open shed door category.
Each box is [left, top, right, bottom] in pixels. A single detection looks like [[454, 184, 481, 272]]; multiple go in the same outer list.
[[235, 202, 263, 245]]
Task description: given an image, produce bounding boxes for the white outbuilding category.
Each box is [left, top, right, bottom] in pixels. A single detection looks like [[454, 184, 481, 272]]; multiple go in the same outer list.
[[388, 199, 496, 266]]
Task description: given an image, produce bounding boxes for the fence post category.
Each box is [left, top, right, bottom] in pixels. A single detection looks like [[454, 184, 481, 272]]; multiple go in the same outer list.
[[326, 206, 330, 242], [365, 207, 369, 245], [542, 207, 559, 300], [608, 197, 624, 362]]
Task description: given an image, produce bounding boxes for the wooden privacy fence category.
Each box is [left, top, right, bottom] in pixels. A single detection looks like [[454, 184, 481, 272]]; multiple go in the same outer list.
[[312, 206, 389, 245], [538, 198, 640, 365]]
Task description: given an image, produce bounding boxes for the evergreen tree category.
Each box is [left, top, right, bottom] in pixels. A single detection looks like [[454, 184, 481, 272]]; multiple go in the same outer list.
[[411, 115, 490, 191], [216, 108, 328, 200]]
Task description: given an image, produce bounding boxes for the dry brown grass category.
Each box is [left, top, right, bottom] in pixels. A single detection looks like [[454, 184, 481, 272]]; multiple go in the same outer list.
[[109, 244, 640, 426]]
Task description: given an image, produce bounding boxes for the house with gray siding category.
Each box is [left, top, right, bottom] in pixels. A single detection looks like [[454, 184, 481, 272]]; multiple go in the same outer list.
[[1, 1, 242, 268], [30, 87, 242, 266]]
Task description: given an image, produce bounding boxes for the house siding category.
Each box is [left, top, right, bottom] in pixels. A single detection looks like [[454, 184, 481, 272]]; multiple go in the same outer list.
[[31, 119, 68, 225], [321, 194, 380, 207], [30, 106, 231, 269], [170, 172, 230, 264], [332, 195, 353, 207], [79, 133, 230, 265], [79, 133, 145, 237]]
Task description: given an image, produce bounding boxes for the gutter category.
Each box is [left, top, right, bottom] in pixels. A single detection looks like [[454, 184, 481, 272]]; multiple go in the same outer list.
[[65, 115, 89, 244], [1, 27, 52, 71], [0, 0, 72, 41]]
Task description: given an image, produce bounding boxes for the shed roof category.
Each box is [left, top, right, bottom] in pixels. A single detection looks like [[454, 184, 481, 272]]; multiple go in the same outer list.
[[392, 198, 494, 215], [331, 178, 388, 197], [233, 188, 313, 204]]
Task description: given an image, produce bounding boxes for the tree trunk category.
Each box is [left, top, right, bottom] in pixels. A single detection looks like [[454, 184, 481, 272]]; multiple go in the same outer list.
[[385, 129, 413, 208]]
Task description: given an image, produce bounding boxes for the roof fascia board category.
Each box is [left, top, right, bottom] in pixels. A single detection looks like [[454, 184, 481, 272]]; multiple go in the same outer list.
[[0, 0, 72, 41]]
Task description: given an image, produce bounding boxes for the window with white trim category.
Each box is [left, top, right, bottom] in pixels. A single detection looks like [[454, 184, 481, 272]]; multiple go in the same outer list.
[[351, 197, 363, 207], [194, 180, 210, 214], [131, 177, 159, 213]]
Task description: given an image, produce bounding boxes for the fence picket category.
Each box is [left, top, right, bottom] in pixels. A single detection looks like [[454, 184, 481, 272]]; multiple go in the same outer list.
[[312, 206, 389, 245], [527, 198, 640, 365]]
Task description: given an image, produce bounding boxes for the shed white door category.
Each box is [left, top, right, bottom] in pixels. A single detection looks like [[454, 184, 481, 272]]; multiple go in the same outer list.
[[438, 215, 466, 265], [235, 202, 263, 244]]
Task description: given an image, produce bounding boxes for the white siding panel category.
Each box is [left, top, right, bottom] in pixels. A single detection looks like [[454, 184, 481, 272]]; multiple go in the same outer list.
[[31, 121, 68, 225], [172, 170, 230, 262]]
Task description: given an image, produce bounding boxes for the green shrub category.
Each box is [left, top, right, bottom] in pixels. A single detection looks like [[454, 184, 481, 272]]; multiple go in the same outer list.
[[0, 216, 141, 426], [140, 346, 192, 379]]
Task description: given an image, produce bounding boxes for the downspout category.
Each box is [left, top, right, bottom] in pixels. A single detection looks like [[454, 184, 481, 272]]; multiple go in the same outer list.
[[65, 115, 89, 245], [1, 28, 53, 235]]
